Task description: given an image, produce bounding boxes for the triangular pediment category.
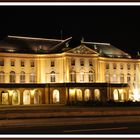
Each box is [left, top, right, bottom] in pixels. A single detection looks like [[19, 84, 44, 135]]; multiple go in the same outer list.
[[66, 44, 99, 55]]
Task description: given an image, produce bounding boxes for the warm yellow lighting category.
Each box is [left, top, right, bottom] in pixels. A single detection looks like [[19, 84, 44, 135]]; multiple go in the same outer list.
[[133, 88, 140, 101]]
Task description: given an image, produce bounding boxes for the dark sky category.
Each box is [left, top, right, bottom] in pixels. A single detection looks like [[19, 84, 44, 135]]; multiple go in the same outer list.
[[0, 6, 140, 55]]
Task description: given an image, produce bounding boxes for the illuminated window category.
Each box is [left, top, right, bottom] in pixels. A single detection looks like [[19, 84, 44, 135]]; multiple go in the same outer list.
[[53, 90, 60, 103], [69, 89, 75, 101], [127, 63, 131, 70], [76, 89, 82, 101], [120, 63, 123, 69], [20, 71, 25, 83], [50, 71, 55, 82], [21, 60, 25, 67], [113, 89, 119, 101], [11, 60, 15, 66], [89, 59, 93, 66], [89, 70, 94, 82], [106, 63, 109, 69], [80, 71, 84, 82], [84, 89, 90, 101], [12, 90, 20, 105], [0, 71, 5, 83], [94, 89, 100, 101], [80, 59, 84, 66], [71, 59, 75, 66], [10, 71, 16, 83], [120, 73, 124, 83], [105, 72, 110, 82], [113, 63, 117, 69], [70, 70, 76, 82], [1, 91, 9, 105], [30, 72, 36, 83], [34, 90, 41, 104], [0, 59, 4, 66], [51, 61, 55, 67], [31, 60, 35, 67], [23, 90, 30, 105], [127, 73, 131, 83]]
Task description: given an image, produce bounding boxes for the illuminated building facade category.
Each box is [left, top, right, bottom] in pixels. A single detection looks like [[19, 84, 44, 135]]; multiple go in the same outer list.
[[0, 35, 139, 105]]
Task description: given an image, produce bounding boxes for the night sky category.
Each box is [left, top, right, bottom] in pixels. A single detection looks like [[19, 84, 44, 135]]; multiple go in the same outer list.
[[0, 6, 140, 55]]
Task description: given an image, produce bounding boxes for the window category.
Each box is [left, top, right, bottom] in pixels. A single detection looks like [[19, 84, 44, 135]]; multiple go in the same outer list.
[[53, 90, 60, 103], [51, 61, 55, 67], [11, 60, 15, 66], [80, 71, 84, 82], [113, 74, 117, 83], [31, 61, 35, 67], [84, 89, 90, 101], [80, 59, 84, 66], [50, 71, 55, 82], [21, 60, 25, 67], [134, 64, 136, 70], [20, 71, 25, 83], [94, 89, 100, 101], [30, 72, 36, 83], [0, 71, 5, 83], [120, 63, 123, 70], [70, 70, 76, 82], [113, 63, 117, 69], [89, 59, 93, 66], [105, 72, 110, 82], [106, 63, 109, 69], [0, 59, 4, 66], [76, 89, 83, 101], [10, 71, 16, 83], [127, 63, 131, 70], [127, 73, 131, 83], [89, 70, 94, 82], [120, 74, 124, 83], [71, 59, 75, 66]]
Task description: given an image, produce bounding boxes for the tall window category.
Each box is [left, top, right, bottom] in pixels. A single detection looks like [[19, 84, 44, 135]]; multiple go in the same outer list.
[[120, 63, 123, 70], [0, 59, 4, 66], [51, 61, 55, 67], [120, 73, 124, 83], [20, 71, 25, 83], [30, 72, 36, 83], [80, 59, 84, 66], [0, 71, 5, 83], [10, 71, 16, 83], [127, 73, 131, 83], [89, 70, 94, 82], [89, 59, 93, 66], [50, 71, 55, 82], [94, 89, 100, 101], [113, 74, 117, 83], [127, 63, 131, 70], [70, 70, 76, 82], [105, 72, 110, 82], [106, 63, 109, 69], [134, 64, 136, 70], [80, 71, 84, 82], [71, 59, 75, 66], [30, 60, 35, 67], [113, 63, 117, 69], [21, 60, 25, 67], [11, 60, 15, 66]]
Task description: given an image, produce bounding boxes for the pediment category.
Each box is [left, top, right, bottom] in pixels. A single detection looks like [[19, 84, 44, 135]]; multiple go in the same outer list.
[[66, 45, 99, 55]]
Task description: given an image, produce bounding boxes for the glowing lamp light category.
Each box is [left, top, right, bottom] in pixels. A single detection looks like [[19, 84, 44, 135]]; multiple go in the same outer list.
[[133, 88, 140, 101]]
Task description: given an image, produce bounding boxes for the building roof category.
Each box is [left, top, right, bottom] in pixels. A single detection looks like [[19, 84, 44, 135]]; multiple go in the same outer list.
[[0, 35, 72, 54], [81, 41, 131, 58]]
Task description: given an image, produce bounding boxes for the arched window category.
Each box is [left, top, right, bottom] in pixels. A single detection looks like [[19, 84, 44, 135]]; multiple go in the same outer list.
[[0, 71, 5, 83], [53, 89, 60, 103], [20, 71, 25, 83], [113, 89, 119, 101], [80, 71, 84, 82], [34, 90, 42, 104], [23, 90, 30, 105], [84, 89, 90, 101], [76, 89, 83, 101], [127, 73, 131, 83], [70, 70, 76, 82], [94, 89, 100, 101], [89, 70, 94, 82], [1, 91, 9, 105], [30, 72, 36, 83], [10, 71, 16, 83], [105, 72, 110, 82], [50, 71, 55, 82], [12, 90, 20, 105], [120, 73, 124, 83]]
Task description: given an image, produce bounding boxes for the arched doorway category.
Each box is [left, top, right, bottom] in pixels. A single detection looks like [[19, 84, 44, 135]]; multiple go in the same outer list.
[[84, 89, 90, 101], [53, 89, 60, 103], [1, 90, 9, 105], [23, 90, 30, 105], [12, 90, 20, 105], [94, 89, 100, 101], [76, 89, 82, 101], [113, 89, 119, 101], [34, 89, 42, 104]]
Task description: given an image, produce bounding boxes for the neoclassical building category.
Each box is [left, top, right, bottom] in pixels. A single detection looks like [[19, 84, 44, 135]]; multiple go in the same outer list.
[[0, 35, 139, 105]]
